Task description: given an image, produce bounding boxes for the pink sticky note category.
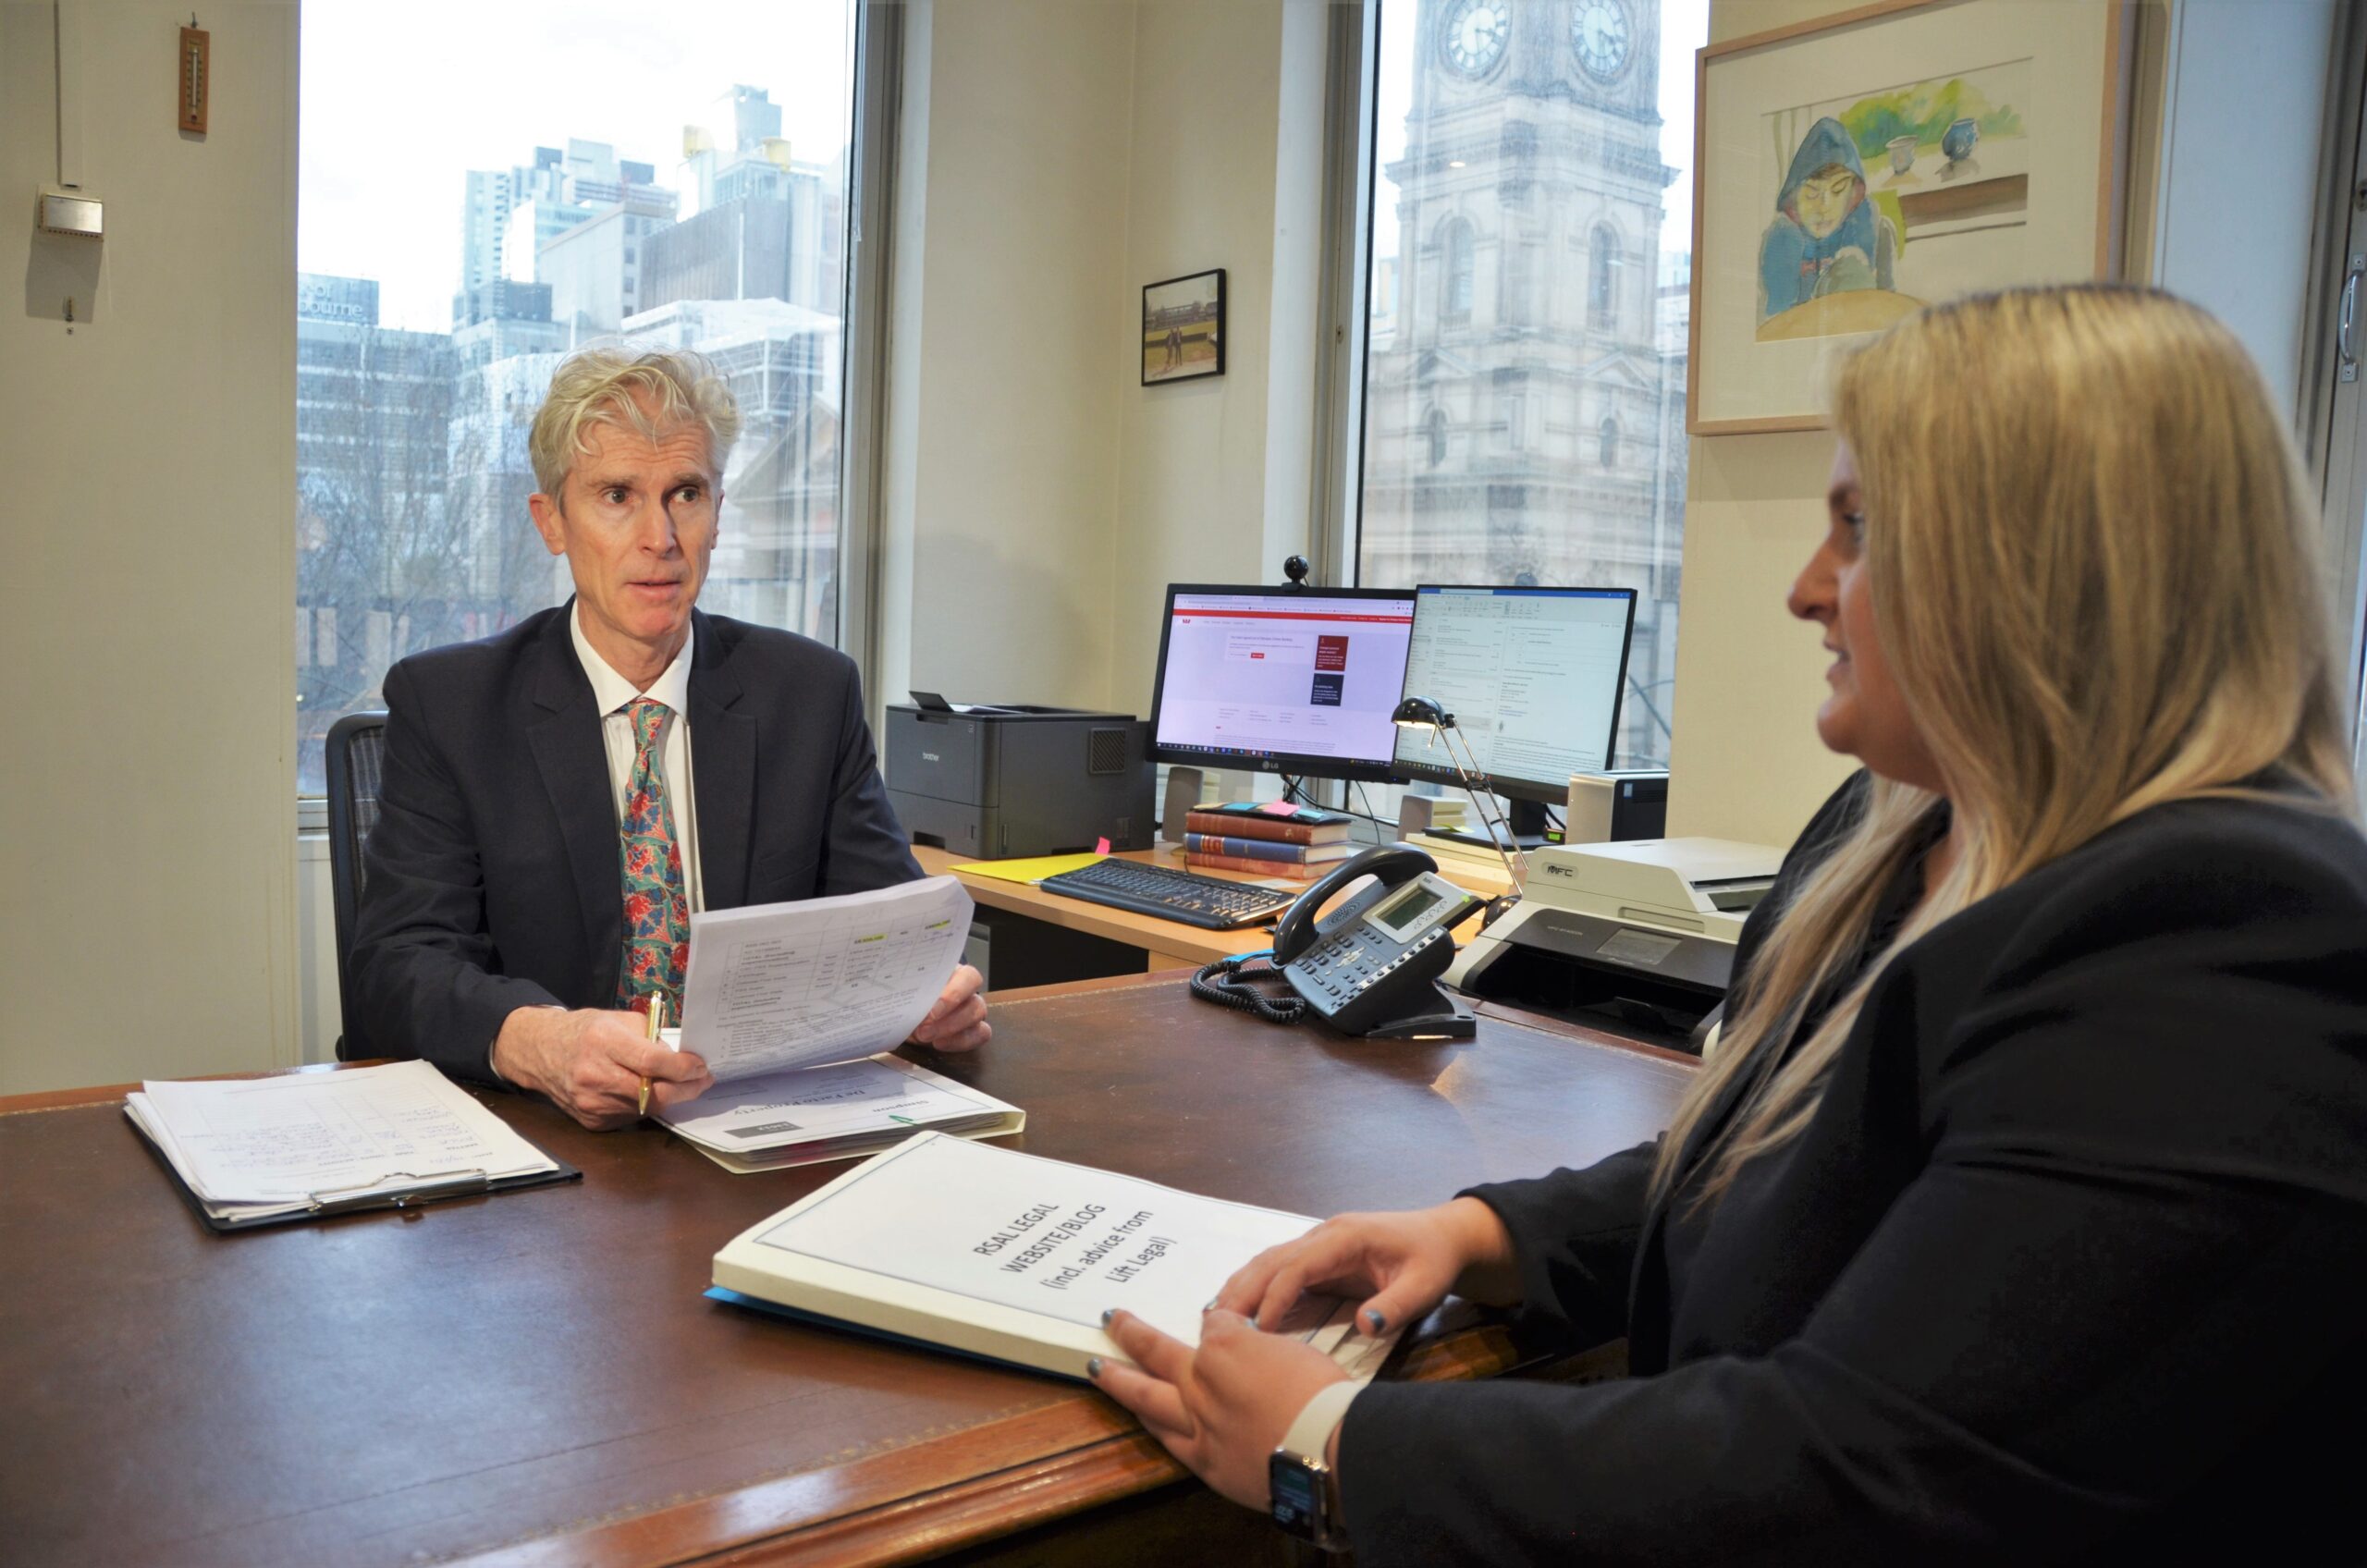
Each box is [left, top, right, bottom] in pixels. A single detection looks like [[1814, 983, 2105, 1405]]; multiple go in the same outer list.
[[1096, 837, 1111, 854], [1257, 802, 1299, 815]]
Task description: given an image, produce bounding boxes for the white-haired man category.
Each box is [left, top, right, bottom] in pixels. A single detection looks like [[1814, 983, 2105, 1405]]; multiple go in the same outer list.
[[350, 349, 987, 1129]]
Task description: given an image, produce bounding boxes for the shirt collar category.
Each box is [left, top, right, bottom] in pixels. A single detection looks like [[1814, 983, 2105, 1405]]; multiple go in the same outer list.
[[569, 602, 695, 720]]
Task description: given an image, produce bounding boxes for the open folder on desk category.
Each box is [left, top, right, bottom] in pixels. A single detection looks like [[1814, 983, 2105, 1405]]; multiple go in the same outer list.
[[126, 1060, 577, 1231]]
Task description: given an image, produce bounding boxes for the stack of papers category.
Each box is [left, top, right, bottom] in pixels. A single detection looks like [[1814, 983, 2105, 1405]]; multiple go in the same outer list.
[[126, 1060, 564, 1227], [661, 876, 975, 1080], [650, 876, 1016, 1172], [657, 1055, 1024, 1174]]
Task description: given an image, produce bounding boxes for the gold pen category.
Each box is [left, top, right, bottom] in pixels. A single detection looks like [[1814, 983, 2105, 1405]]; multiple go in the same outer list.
[[638, 996, 668, 1119]]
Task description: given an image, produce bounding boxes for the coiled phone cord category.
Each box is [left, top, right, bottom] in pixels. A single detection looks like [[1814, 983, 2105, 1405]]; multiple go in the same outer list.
[[1188, 950, 1309, 1024]]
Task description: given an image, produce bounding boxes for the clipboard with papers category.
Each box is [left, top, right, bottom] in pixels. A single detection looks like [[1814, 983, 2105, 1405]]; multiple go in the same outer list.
[[125, 1060, 579, 1231]]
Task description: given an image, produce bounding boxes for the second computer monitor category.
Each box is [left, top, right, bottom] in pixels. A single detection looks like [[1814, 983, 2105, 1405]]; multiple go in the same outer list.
[[1392, 584, 1638, 801], [1147, 583, 1417, 783]]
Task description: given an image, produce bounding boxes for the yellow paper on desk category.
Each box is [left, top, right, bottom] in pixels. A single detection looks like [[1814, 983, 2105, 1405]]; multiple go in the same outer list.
[[950, 851, 1106, 885]]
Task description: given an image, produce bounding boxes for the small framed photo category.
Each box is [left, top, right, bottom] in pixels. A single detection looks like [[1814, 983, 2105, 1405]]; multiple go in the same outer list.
[[1142, 268, 1226, 386]]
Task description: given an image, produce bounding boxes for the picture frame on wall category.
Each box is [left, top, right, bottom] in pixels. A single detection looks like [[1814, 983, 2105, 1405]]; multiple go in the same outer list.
[[1688, 0, 2131, 435], [1142, 269, 1226, 386]]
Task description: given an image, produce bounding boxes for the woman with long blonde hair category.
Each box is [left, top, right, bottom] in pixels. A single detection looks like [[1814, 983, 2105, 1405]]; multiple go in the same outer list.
[[1095, 285, 2367, 1562]]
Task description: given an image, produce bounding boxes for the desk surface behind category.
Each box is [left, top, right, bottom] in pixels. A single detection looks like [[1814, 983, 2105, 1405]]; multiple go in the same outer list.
[[0, 976, 1687, 1568]]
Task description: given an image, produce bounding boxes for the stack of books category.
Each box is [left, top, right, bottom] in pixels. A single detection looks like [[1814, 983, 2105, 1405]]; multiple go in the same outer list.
[[1182, 801, 1354, 881]]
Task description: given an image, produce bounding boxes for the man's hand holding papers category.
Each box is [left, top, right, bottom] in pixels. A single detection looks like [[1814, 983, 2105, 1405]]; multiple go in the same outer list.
[[489, 876, 981, 1131]]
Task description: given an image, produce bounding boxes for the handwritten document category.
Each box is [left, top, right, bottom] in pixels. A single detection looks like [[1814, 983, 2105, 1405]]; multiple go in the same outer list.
[[670, 876, 975, 1083], [128, 1060, 558, 1207]]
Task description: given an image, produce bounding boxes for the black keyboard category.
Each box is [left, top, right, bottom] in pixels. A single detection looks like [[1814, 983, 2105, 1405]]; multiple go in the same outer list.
[[1037, 858, 1299, 930]]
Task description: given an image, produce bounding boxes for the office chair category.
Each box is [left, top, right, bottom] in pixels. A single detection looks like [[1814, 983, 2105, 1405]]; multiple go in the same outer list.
[[324, 710, 388, 1061]]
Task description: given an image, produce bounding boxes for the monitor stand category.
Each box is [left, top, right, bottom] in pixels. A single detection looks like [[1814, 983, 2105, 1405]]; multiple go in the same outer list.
[[1423, 798, 1551, 851]]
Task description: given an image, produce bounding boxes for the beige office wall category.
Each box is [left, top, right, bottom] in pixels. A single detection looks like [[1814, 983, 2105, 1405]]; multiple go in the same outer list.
[[879, 0, 1137, 716], [1662, 0, 1878, 849], [883, 0, 1325, 723], [0, 1, 299, 1092]]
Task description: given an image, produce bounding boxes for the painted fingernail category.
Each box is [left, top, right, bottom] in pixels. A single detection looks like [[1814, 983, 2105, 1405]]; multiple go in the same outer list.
[[1100, 1307, 1116, 1327], [1204, 1297, 1220, 1311], [1085, 1356, 1104, 1378], [1365, 1309, 1387, 1332]]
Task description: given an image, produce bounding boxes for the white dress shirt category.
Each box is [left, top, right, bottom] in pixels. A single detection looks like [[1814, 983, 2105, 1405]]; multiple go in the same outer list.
[[570, 604, 705, 914]]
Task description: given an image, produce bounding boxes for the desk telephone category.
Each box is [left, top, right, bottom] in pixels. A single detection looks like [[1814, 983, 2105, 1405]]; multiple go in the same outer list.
[[1190, 845, 1484, 1040]]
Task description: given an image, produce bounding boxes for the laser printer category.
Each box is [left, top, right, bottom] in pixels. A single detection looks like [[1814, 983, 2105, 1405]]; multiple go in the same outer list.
[[1441, 837, 1784, 1038], [885, 696, 1154, 859]]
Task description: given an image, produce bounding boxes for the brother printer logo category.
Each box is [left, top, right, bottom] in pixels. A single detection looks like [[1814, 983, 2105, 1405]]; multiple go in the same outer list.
[[1544, 863, 1576, 877], [922, 751, 941, 763]]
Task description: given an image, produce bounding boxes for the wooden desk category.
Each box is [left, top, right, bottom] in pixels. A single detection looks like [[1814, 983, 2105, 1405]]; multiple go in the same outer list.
[[0, 975, 1688, 1568], [915, 842, 1516, 974]]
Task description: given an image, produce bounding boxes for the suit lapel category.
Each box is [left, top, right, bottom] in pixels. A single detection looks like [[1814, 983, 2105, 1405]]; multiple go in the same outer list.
[[688, 613, 756, 912], [525, 612, 622, 998]]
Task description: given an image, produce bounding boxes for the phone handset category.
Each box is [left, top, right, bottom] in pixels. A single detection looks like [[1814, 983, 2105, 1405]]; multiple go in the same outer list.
[[1190, 844, 1483, 1039]]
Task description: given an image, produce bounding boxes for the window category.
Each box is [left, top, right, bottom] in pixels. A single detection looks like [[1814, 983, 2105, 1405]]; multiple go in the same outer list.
[[1441, 218, 1476, 322], [1589, 224, 1624, 330], [294, 4, 861, 794], [1352, 0, 1705, 770]]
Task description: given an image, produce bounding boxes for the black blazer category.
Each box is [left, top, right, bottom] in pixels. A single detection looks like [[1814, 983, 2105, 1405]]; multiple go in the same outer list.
[[348, 606, 922, 1081], [1341, 773, 2367, 1563]]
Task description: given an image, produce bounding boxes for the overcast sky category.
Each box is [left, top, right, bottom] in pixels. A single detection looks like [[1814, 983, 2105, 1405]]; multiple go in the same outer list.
[[300, 0, 1708, 336], [299, 0, 853, 332]]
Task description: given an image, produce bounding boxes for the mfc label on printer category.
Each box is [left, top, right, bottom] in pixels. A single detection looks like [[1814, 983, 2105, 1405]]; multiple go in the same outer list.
[[1597, 928, 1683, 968]]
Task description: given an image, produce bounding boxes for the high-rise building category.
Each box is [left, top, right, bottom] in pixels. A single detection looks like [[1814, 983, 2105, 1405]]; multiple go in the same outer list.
[[622, 298, 843, 639], [294, 274, 462, 790], [1361, 0, 1683, 766], [462, 139, 679, 325], [670, 86, 844, 314]]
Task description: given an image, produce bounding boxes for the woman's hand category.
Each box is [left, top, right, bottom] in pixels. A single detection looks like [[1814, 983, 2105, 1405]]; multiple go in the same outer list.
[[1092, 1306, 1350, 1511], [1213, 1197, 1522, 1335]]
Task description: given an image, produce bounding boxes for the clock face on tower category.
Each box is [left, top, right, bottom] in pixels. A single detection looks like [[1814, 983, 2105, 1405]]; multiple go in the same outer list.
[[1572, 0, 1632, 82], [1440, 0, 1510, 78]]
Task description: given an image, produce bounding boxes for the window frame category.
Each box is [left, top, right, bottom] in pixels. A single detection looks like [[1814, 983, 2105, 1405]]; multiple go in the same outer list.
[[292, 1, 892, 807]]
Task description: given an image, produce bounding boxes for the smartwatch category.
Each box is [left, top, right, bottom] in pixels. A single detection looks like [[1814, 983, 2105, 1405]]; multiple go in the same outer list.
[[1269, 1381, 1360, 1552]]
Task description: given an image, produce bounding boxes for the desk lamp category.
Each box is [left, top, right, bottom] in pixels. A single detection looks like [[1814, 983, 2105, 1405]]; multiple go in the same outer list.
[[1391, 696, 1527, 888]]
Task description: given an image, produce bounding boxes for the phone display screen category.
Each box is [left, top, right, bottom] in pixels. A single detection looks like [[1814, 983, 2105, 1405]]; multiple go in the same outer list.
[[1364, 878, 1453, 944]]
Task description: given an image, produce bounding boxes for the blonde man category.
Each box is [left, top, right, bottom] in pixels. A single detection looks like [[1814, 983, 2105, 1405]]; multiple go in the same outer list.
[[351, 349, 987, 1129]]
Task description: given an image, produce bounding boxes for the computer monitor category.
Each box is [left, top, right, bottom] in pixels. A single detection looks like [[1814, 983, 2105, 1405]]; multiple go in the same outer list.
[[1147, 583, 1417, 784], [1392, 584, 1638, 837]]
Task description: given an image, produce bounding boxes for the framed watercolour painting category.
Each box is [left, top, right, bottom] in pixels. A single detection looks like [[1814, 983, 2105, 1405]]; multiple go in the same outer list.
[[1142, 269, 1226, 386], [1688, 0, 2129, 434]]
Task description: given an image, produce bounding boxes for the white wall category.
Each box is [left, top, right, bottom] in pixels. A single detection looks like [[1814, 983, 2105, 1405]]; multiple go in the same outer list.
[[0, 0, 300, 1093], [883, 0, 1330, 724], [880, 0, 1137, 717], [1109, 0, 1329, 717]]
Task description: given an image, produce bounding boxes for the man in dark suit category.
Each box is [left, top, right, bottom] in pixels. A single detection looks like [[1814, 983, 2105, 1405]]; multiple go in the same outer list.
[[350, 349, 987, 1129]]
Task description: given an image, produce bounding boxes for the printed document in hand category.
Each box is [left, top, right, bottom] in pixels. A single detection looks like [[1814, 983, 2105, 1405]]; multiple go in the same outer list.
[[665, 876, 975, 1083], [656, 1054, 1024, 1174], [126, 1060, 563, 1225], [711, 1133, 1398, 1381]]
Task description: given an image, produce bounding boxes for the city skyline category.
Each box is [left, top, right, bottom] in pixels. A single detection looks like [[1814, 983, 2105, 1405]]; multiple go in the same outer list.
[[300, 0, 853, 332]]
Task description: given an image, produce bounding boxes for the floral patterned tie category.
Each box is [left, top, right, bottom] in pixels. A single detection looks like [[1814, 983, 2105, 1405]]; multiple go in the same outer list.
[[615, 698, 690, 1018]]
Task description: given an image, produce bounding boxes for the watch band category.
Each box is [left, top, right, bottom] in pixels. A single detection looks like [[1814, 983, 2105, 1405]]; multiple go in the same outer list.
[[1282, 1379, 1363, 1464]]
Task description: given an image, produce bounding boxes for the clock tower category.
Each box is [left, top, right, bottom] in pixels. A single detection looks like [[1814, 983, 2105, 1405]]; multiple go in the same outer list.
[[1363, 0, 1684, 767]]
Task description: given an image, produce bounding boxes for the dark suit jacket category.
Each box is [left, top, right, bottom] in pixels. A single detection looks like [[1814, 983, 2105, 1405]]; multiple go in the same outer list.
[[348, 605, 922, 1082], [1342, 772, 2367, 1563]]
